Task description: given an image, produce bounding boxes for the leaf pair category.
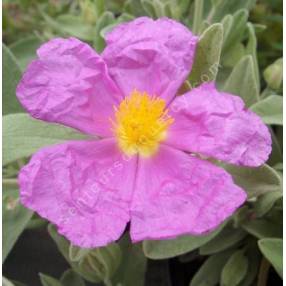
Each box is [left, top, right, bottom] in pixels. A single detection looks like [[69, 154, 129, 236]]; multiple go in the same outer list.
[[48, 225, 146, 286], [40, 270, 85, 286]]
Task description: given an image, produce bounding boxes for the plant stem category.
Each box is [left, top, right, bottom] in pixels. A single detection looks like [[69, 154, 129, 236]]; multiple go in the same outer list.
[[257, 257, 270, 286], [193, 0, 204, 34]]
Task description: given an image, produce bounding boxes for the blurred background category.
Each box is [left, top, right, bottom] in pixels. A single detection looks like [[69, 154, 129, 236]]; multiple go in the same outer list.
[[3, 0, 283, 286]]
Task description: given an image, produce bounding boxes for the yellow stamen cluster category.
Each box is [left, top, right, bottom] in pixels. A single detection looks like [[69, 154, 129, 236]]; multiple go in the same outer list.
[[112, 90, 174, 157]]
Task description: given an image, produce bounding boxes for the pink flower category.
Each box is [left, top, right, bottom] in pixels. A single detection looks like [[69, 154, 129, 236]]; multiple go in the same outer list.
[[16, 17, 271, 248]]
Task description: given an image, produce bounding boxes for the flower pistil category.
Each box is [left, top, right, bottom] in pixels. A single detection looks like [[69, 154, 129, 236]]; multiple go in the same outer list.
[[113, 90, 174, 157]]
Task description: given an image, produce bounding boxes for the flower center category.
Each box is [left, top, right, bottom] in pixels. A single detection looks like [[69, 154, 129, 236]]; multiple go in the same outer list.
[[112, 90, 174, 157]]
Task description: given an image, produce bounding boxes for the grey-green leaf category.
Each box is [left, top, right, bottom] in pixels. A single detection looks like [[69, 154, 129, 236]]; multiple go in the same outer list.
[[199, 225, 247, 255], [60, 269, 85, 286], [141, 0, 157, 18], [263, 58, 283, 90], [40, 11, 93, 41], [3, 277, 16, 286], [189, 23, 223, 87], [211, 0, 256, 22], [3, 188, 33, 263], [48, 224, 121, 283], [245, 23, 260, 91], [97, 11, 115, 36], [222, 163, 282, 198], [143, 223, 225, 259], [267, 128, 283, 166], [238, 245, 260, 286], [223, 55, 259, 107], [222, 9, 249, 53], [96, 12, 134, 52], [250, 95, 283, 125], [48, 224, 101, 283], [258, 238, 282, 278], [3, 44, 23, 115], [220, 250, 248, 286], [94, 11, 115, 52], [39, 273, 62, 286], [222, 42, 245, 68], [3, 113, 89, 166], [192, 0, 204, 34], [242, 219, 282, 239], [254, 191, 282, 217], [56, 14, 93, 40], [112, 235, 147, 286], [190, 249, 234, 286], [9, 35, 42, 71], [221, 14, 233, 45], [153, 0, 166, 17]]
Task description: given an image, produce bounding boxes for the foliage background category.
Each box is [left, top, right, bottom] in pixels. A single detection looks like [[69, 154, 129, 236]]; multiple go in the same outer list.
[[2, 0, 283, 285]]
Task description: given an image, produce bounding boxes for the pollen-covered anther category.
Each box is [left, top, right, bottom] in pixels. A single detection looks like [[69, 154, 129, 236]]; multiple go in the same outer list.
[[112, 90, 174, 157]]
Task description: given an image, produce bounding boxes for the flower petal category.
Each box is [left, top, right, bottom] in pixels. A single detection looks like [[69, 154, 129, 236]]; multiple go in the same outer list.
[[102, 17, 198, 103], [130, 146, 246, 242], [19, 139, 137, 248], [166, 82, 272, 167], [16, 37, 122, 137]]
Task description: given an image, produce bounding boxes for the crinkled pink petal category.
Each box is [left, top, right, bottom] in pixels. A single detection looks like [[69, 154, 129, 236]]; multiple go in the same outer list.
[[166, 82, 272, 167], [18, 139, 137, 248], [16, 37, 122, 137], [102, 17, 198, 103], [130, 146, 246, 242]]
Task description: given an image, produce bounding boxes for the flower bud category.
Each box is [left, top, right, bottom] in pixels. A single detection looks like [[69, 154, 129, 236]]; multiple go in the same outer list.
[[263, 58, 283, 90], [69, 243, 122, 283]]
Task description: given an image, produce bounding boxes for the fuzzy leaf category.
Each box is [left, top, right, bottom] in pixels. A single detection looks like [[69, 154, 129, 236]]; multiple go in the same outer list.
[[39, 274, 62, 286], [97, 13, 134, 51], [211, 0, 256, 21], [56, 15, 93, 40], [93, 11, 115, 52], [152, 0, 166, 17], [3, 113, 88, 165], [48, 225, 100, 283], [246, 23, 260, 90], [258, 238, 283, 278], [263, 58, 283, 90], [238, 246, 260, 286], [222, 163, 282, 198], [267, 129, 283, 166], [97, 11, 115, 36], [190, 249, 234, 286], [254, 191, 282, 217], [3, 187, 33, 263], [220, 250, 248, 286], [199, 226, 247, 255], [250, 95, 283, 125], [40, 11, 93, 41], [112, 235, 146, 286], [242, 219, 282, 239], [143, 223, 225, 259], [48, 224, 121, 283], [223, 55, 259, 107], [9, 35, 42, 71], [221, 14, 233, 44], [141, 0, 157, 18], [192, 0, 204, 34], [222, 9, 248, 53], [222, 42, 245, 67], [60, 269, 85, 286], [189, 23, 223, 86], [3, 44, 23, 115], [3, 277, 16, 286]]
